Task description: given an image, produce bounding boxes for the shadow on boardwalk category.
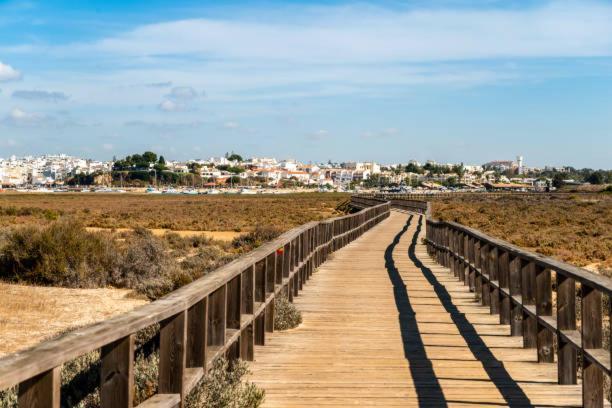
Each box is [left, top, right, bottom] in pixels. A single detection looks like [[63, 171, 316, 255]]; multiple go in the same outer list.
[[384, 214, 448, 407], [403, 215, 534, 407]]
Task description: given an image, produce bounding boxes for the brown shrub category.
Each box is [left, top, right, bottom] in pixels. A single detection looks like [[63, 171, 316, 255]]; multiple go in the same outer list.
[[0, 219, 118, 287], [232, 226, 283, 253]]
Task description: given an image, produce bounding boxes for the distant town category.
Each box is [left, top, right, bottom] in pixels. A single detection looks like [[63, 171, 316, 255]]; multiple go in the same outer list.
[[0, 152, 610, 193]]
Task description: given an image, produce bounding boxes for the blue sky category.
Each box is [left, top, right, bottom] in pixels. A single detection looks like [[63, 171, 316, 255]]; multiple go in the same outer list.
[[0, 0, 611, 168]]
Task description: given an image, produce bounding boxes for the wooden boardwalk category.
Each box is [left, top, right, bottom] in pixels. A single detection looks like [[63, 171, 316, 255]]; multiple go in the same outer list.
[[250, 211, 584, 407]]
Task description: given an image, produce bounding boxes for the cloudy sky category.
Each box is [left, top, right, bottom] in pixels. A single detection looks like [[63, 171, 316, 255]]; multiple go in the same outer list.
[[0, 0, 611, 167]]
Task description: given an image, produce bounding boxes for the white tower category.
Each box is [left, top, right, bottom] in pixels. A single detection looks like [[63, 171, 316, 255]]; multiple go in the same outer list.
[[516, 156, 524, 174]]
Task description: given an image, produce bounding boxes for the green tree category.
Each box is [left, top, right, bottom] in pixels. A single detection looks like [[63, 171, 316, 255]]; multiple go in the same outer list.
[[189, 163, 202, 174], [142, 151, 157, 164], [227, 153, 243, 162], [552, 173, 567, 189], [586, 171, 605, 185]]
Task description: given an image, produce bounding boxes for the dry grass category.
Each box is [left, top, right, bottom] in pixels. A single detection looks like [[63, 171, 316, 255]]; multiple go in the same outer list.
[[431, 194, 612, 274], [0, 283, 147, 357], [0, 193, 348, 232]]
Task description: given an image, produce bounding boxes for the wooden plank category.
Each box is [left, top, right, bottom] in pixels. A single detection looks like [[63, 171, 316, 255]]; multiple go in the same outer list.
[[227, 275, 242, 330], [208, 286, 226, 347], [100, 334, 134, 408], [138, 394, 180, 408], [498, 250, 511, 325], [535, 266, 553, 363], [159, 311, 187, 399], [556, 273, 576, 384], [508, 255, 522, 336], [240, 323, 254, 361], [186, 298, 207, 368], [250, 212, 584, 408], [18, 367, 60, 408], [582, 284, 603, 408], [522, 261, 537, 349], [241, 266, 254, 315]]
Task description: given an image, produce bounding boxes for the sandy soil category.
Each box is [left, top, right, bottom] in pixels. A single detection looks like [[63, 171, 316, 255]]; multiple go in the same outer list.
[[0, 283, 148, 357], [85, 227, 242, 241]]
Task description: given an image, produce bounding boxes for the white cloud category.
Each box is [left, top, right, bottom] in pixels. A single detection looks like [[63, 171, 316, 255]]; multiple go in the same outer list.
[[166, 86, 199, 101], [82, 2, 612, 63], [3, 108, 52, 126], [12, 89, 69, 102], [158, 99, 185, 112], [102, 143, 114, 151], [0, 62, 22, 82]]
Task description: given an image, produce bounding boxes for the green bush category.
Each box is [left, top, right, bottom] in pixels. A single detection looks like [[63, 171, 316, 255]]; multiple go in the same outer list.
[[274, 294, 302, 331], [185, 357, 264, 408]]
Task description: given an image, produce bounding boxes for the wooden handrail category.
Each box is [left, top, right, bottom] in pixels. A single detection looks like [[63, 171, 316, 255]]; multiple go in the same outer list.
[[0, 202, 390, 407], [352, 193, 612, 408]]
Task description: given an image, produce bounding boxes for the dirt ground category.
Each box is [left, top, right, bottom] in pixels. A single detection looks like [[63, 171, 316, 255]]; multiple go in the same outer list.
[[0, 283, 148, 357], [85, 227, 242, 241]]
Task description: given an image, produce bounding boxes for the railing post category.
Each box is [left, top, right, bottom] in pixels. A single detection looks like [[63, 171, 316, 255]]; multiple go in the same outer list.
[[208, 286, 227, 348], [19, 367, 61, 408], [581, 284, 603, 408], [101, 334, 135, 408], [556, 273, 576, 384], [227, 275, 242, 331], [489, 246, 500, 315], [535, 265, 553, 363], [187, 298, 208, 368], [498, 250, 511, 325], [481, 243, 491, 307], [468, 236, 475, 292], [159, 310, 187, 399], [521, 261, 537, 348], [508, 256, 522, 336], [473, 240, 481, 301]]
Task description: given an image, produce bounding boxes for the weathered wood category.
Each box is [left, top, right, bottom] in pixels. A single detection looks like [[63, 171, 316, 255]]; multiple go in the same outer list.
[[100, 335, 134, 408], [556, 273, 576, 384], [498, 250, 511, 325], [535, 266, 553, 363], [582, 284, 603, 408], [226, 275, 242, 330], [208, 286, 226, 347], [508, 255, 522, 336], [240, 323, 254, 361], [522, 261, 537, 348], [254, 313, 266, 346], [137, 394, 180, 408], [241, 266, 254, 315], [265, 302, 275, 333], [18, 367, 60, 408], [252, 211, 584, 408], [255, 260, 266, 303], [489, 246, 500, 315], [480, 243, 490, 307], [226, 339, 240, 361], [187, 298, 207, 368], [266, 253, 276, 294], [159, 311, 187, 398]]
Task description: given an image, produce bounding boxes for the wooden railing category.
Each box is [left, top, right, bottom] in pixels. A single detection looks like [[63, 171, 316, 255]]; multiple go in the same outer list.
[[354, 194, 612, 408], [0, 202, 390, 408], [351, 195, 430, 215]]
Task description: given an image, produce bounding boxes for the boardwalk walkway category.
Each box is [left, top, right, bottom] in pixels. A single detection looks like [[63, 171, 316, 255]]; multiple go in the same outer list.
[[251, 211, 583, 407]]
